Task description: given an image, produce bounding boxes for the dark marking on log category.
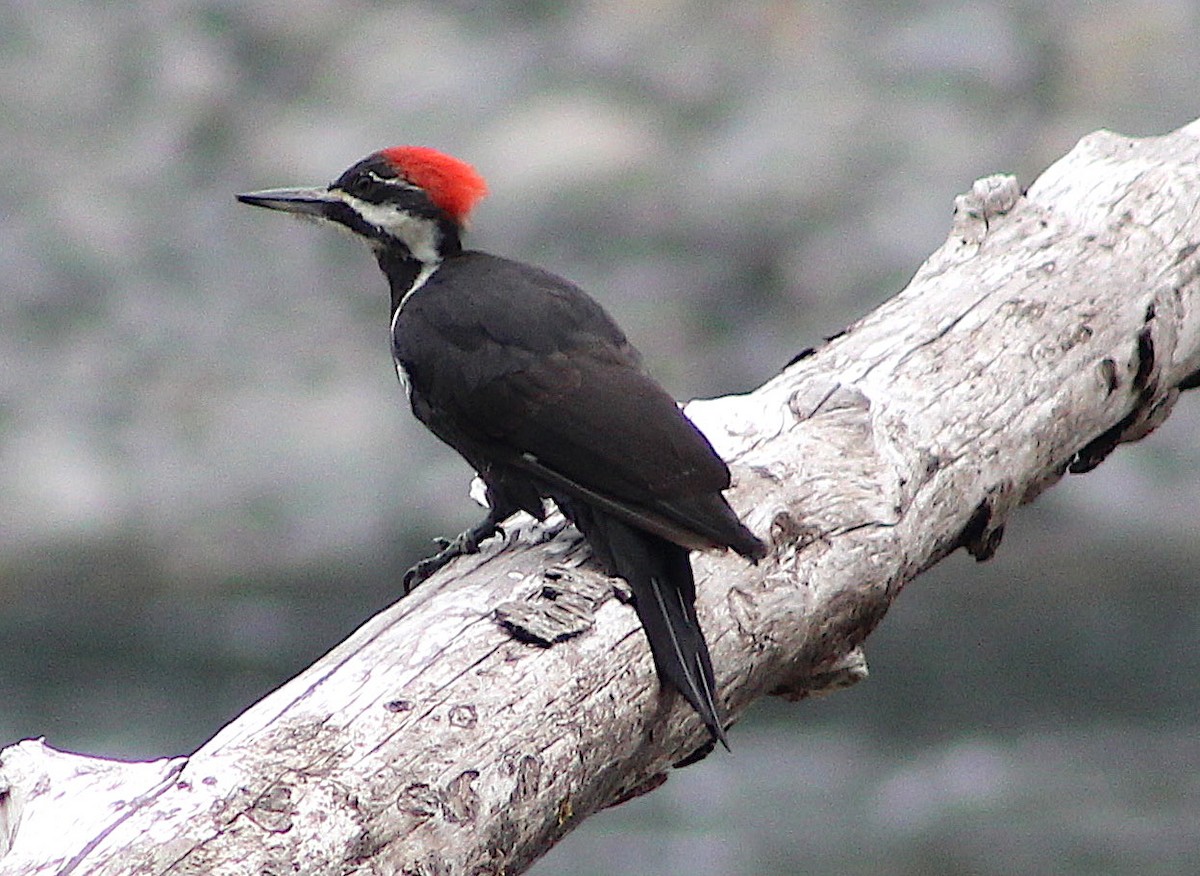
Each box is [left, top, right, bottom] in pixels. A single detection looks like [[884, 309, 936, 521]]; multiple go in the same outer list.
[[769, 510, 822, 554], [1133, 328, 1155, 392], [1071, 416, 1128, 473], [1070, 378, 1158, 473], [1062, 322, 1093, 352], [1098, 358, 1119, 395], [606, 771, 669, 808], [1180, 367, 1200, 391], [506, 753, 542, 806], [397, 783, 441, 820], [384, 699, 413, 713], [959, 495, 1005, 561], [401, 853, 451, 876], [1174, 241, 1200, 265], [443, 771, 480, 824], [246, 784, 294, 833], [673, 736, 718, 769], [346, 829, 392, 868], [972, 523, 1005, 561], [785, 346, 816, 369], [750, 462, 785, 484], [448, 704, 478, 730], [959, 498, 990, 553], [1073, 320, 1166, 472], [493, 571, 609, 646]]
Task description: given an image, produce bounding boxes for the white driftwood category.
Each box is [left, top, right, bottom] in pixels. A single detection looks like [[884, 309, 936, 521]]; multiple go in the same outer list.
[[3, 119, 1200, 875]]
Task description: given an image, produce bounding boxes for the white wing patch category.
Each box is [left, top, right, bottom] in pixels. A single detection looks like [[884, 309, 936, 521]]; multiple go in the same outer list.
[[390, 303, 417, 400], [394, 357, 413, 399]]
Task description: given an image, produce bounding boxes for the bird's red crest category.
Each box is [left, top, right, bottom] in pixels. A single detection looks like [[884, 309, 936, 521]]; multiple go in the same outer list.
[[378, 146, 488, 224]]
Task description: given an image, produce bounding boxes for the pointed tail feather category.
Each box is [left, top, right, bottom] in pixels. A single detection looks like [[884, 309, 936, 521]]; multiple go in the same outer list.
[[592, 515, 729, 748]]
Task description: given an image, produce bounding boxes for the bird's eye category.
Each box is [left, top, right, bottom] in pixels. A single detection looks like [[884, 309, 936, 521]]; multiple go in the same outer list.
[[337, 166, 407, 203], [334, 173, 367, 197]]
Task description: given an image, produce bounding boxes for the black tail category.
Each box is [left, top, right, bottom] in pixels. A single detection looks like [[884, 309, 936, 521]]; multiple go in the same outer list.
[[566, 502, 728, 747]]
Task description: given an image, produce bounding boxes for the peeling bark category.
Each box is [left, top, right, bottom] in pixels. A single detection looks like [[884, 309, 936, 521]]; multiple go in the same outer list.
[[4, 118, 1200, 875]]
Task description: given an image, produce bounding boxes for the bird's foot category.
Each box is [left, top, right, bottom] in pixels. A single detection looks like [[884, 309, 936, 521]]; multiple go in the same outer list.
[[403, 518, 505, 593]]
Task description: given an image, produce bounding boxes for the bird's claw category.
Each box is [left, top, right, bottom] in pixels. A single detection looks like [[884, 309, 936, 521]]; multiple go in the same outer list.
[[462, 521, 504, 553], [402, 552, 448, 593], [401, 519, 507, 594]]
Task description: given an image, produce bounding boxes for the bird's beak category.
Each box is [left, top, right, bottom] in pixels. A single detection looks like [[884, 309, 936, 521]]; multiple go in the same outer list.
[[235, 186, 344, 218]]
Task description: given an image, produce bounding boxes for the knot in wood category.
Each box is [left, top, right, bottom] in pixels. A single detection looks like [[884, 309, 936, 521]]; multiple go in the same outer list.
[[493, 571, 612, 646]]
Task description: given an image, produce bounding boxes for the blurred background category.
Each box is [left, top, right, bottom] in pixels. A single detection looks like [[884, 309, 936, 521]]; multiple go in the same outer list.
[[2, 1, 1199, 873]]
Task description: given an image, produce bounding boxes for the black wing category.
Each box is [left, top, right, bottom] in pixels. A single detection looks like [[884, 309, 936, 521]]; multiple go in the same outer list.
[[393, 252, 762, 556]]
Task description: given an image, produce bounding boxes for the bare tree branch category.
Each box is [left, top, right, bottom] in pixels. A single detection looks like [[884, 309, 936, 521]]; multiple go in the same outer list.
[[3, 118, 1200, 875]]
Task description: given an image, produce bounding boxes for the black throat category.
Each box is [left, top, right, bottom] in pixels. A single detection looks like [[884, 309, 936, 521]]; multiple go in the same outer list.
[[374, 219, 464, 315], [376, 250, 426, 315]]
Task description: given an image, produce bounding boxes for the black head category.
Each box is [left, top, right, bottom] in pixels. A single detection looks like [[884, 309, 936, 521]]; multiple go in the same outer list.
[[237, 147, 488, 263]]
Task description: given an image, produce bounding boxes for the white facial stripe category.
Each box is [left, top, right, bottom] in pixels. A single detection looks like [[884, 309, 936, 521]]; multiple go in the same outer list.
[[336, 191, 442, 264], [365, 169, 419, 191]]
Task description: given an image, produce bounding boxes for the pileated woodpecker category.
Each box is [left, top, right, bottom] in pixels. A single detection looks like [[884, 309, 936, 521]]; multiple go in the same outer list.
[[237, 147, 766, 746]]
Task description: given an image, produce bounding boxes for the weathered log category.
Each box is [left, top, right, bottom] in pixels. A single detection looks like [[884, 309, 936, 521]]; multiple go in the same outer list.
[[3, 118, 1199, 875]]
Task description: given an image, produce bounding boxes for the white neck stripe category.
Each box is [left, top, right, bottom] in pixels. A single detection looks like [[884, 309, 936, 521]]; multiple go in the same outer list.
[[396, 261, 440, 314], [390, 261, 439, 400]]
